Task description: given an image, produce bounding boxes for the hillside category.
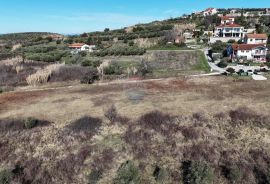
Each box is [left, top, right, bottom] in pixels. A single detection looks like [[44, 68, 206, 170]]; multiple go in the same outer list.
[[0, 7, 270, 184]]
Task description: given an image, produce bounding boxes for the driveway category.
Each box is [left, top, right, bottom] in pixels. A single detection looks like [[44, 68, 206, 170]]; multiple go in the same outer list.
[[252, 74, 267, 81], [203, 49, 226, 73]]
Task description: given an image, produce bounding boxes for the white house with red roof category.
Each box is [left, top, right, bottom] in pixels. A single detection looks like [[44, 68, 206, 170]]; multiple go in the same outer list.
[[68, 43, 96, 53], [232, 44, 268, 62], [220, 16, 235, 25], [244, 34, 268, 46], [202, 8, 218, 16], [214, 23, 244, 38]]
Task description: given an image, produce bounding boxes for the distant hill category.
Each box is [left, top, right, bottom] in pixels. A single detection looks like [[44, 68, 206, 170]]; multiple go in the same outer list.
[[0, 32, 61, 45]]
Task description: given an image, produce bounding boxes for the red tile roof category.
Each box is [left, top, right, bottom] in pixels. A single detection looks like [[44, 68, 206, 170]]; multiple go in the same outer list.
[[221, 16, 234, 20], [232, 44, 266, 51], [216, 23, 243, 28], [205, 8, 215, 12], [69, 43, 85, 48], [245, 34, 268, 39]]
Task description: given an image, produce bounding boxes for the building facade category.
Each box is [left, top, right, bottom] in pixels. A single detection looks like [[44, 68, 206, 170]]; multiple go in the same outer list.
[[244, 34, 268, 45], [232, 44, 268, 62]]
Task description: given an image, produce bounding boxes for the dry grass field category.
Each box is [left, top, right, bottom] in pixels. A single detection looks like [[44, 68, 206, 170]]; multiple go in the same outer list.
[[0, 76, 270, 184]]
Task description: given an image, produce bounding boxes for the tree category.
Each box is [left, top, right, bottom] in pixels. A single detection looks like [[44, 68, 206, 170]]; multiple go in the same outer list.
[[81, 33, 89, 37], [226, 67, 236, 74], [104, 28, 110, 32], [255, 24, 263, 34], [266, 53, 270, 62], [46, 36, 53, 42], [211, 41, 228, 53]]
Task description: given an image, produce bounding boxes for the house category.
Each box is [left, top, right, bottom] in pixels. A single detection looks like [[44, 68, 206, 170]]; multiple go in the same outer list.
[[202, 8, 218, 16], [48, 34, 64, 41], [244, 34, 268, 46], [214, 24, 244, 38], [220, 16, 235, 25], [68, 43, 96, 54], [232, 44, 268, 62]]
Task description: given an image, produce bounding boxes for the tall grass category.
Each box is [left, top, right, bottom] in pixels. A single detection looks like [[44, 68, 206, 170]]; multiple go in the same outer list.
[[26, 63, 64, 85]]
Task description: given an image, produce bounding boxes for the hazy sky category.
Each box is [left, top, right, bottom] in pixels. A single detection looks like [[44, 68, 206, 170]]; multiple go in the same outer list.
[[0, 0, 269, 34]]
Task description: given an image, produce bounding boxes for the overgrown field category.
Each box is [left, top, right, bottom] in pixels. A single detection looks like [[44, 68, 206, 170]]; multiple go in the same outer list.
[[0, 76, 269, 184]]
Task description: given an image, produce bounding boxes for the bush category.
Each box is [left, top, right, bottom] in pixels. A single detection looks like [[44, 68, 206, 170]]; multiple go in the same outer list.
[[0, 87, 2, 93], [0, 169, 12, 184], [226, 67, 235, 74], [66, 116, 102, 136], [211, 41, 228, 53], [81, 59, 101, 67], [217, 59, 228, 68], [153, 166, 168, 182], [104, 62, 123, 75], [24, 117, 38, 129], [182, 160, 214, 184], [227, 39, 236, 44], [114, 160, 140, 184], [80, 69, 99, 84], [104, 104, 118, 123], [266, 53, 270, 62], [88, 170, 103, 184], [138, 110, 173, 133], [229, 107, 269, 127], [222, 165, 242, 184]]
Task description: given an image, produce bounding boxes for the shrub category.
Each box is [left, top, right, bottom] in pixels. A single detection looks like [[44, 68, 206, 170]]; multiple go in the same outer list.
[[181, 126, 202, 140], [217, 59, 228, 68], [0, 87, 2, 93], [226, 67, 235, 74], [153, 166, 168, 182], [211, 41, 227, 53], [81, 59, 101, 67], [104, 62, 122, 75], [182, 160, 214, 184], [24, 117, 38, 129], [80, 69, 99, 84], [138, 110, 174, 133], [88, 170, 103, 184], [104, 104, 118, 123], [229, 107, 269, 127], [91, 149, 114, 171], [114, 160, 140, 184], [266, 53, 270, 63], [66, 116, 102, 138], [0, 169, 12, 184], [222, 165, 242, 184], [192, 112, 208, 122], [227, 39, 236, 43]]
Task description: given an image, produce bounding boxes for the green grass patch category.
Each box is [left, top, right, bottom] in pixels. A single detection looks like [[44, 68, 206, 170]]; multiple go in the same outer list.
[[192, 51, 211, 73]]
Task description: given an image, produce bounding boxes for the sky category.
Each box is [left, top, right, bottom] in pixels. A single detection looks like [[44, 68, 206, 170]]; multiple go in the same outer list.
[[0, 0, 269, 34]]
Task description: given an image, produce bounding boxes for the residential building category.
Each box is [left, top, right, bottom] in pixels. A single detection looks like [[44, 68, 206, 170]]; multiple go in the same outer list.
[[214, 24, 244, 38], [220, 16, 235, 25], [194, 8, 218, 16], [68, 43, 96, 54], [244, 34, 268, 45], [203, 8, 218, 16], [48, 34, 64, 41], [232, 44, 268, 62]]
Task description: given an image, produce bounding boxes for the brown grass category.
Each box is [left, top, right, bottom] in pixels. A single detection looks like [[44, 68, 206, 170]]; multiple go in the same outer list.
[[0, 76, 270, 183]]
